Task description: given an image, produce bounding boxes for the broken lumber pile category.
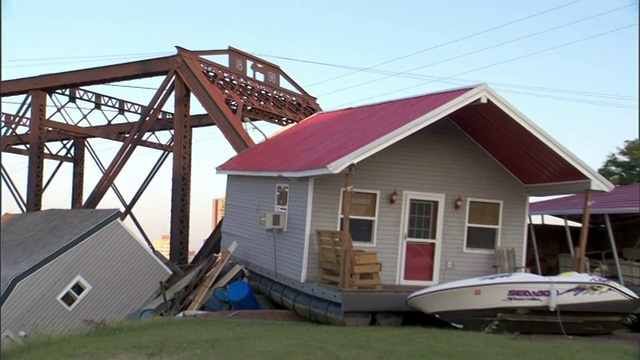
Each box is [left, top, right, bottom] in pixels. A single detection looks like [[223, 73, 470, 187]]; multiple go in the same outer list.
[[140, 241, 247, 316]]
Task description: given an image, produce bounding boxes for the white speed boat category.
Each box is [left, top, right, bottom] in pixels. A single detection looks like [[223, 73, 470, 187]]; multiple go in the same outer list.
[[407, 272, 640, 334]]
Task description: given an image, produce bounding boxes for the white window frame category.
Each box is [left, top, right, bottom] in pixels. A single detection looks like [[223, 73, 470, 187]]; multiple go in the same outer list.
[[57, 275, 92, 311], [463, 198, 503, 253], [275, 184, 290, 213], [337, 188, 380, 247]]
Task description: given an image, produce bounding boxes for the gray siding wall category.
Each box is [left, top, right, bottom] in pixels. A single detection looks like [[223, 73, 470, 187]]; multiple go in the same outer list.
[[308, 118, 527, 284], [222, 176, 309, 281], [1, 221, 171, 335]]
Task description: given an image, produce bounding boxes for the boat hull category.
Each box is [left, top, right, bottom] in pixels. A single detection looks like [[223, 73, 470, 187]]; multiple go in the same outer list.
[[431, 301, 637, 335], [406, 272, 640, 334]]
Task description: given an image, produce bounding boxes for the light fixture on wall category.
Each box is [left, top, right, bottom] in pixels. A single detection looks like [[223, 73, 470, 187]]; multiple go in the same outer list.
[[454, 195, 463, 210], [389, 190, 399, 205]]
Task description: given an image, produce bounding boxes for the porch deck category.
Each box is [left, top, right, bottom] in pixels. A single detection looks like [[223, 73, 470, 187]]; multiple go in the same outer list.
[[310, 281, 423, 312], [243, 260, 424, 318]]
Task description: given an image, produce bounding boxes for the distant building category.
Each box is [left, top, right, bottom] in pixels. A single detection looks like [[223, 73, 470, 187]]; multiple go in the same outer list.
[[152, 235, 196, 262], [152, 235, 171, 259], [212, 197, 225, 229]]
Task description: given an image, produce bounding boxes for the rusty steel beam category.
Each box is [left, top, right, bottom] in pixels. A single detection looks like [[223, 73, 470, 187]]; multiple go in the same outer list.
[[55, 88, 174, 120], [45, 120, 172, 151], [84, 141, 151, 245], [192, 46, 315, 98], [1, 97, 31, 137], [4, 146, 73, 162], [1, 164, 26, 213], [176, 49, 254, 153], [2, 126, 171, 151], [170, 76, 192, 265], [1, 47, 321, 269], [83, 71, 176, 209], [1, 56, 175, 97], [121, 149, 171, 221], [1, 115, 213, 148], [197, 51, 320, 124], [2, 129, 68, 151], [72, 138, 85, 209], [26, 91, 46, 211]]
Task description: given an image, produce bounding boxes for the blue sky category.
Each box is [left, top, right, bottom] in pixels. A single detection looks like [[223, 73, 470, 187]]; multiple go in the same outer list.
[[1, 0, 638, 250]]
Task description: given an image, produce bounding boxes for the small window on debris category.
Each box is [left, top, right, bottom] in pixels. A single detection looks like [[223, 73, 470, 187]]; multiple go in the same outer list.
[[57, 276, 92, 311]]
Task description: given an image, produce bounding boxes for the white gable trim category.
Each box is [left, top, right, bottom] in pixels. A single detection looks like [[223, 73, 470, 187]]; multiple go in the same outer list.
[[326, 85, 489, 173]]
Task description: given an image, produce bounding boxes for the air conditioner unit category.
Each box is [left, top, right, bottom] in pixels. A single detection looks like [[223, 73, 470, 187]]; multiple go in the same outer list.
[[260, 211, 287, 230]]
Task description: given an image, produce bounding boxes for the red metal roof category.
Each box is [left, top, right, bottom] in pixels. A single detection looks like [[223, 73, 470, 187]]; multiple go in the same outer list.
[[218, 86, 476, 173], [217, 84, 611, 192], [529, 183, 640, 216]]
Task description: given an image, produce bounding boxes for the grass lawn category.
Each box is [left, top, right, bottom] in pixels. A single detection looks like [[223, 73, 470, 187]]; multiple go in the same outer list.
[[2, 318, 637, 360]]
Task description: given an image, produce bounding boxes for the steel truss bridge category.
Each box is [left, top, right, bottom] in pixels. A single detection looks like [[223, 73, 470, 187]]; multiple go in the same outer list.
[[1, 46, 321, 265]]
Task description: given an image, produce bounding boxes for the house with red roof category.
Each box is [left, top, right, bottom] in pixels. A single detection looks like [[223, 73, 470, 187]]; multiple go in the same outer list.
[[216, 84, 612, 308]]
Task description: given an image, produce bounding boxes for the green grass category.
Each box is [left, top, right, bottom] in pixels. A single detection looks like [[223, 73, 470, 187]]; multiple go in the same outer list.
[[2, 318, 637, 360]]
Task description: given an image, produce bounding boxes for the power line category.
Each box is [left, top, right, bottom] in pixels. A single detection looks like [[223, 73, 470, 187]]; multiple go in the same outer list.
[[301, 0, 586, 87], [5, 52, 172, 63], [495, 89, 636, 109], [331, 23, 639, 109], [2, 2, 583, 72], [341, 69, 637, 101], [251, 55, 637, 101], [318, 3, 637, 98], [2, 53, 173, 69], [348, 74, 637, 109]]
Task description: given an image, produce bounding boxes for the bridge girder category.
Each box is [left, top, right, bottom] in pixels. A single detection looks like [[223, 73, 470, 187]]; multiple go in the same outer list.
[[1, 46, 321, 266]]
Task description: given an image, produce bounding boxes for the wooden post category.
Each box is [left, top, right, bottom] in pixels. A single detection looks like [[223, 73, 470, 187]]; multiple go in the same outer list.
[[563, 216, 575, 258], [339, 165, 355, 289], [604, 214, 624, 286], [527, 216, 542, 275], [573, 189, 593, 272]]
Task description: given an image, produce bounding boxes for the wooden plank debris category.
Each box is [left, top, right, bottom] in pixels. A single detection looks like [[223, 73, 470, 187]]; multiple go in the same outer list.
[[202, 263, 245, 309], [186, 241, 237, 311], [170, 253, 221, 314], [142, 261, 208, 311]]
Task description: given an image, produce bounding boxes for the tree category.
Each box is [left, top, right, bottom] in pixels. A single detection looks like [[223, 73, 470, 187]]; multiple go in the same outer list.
[[597, 138, 640, 185]]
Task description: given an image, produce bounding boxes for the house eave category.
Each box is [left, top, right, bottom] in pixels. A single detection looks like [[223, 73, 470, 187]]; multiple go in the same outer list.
[[216, 167, 332, 178], [482, 89, 614, 193]]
